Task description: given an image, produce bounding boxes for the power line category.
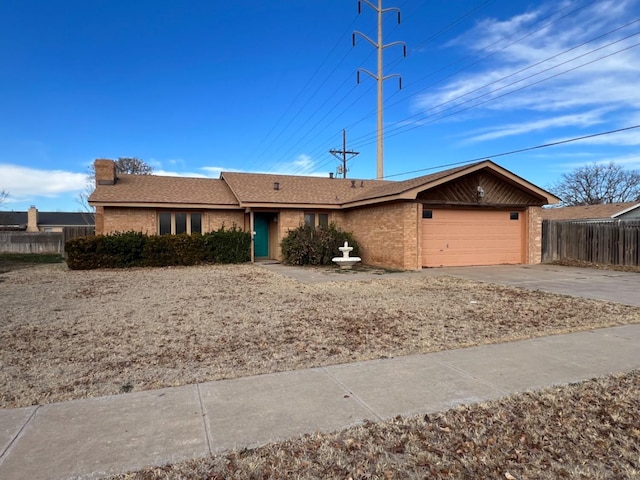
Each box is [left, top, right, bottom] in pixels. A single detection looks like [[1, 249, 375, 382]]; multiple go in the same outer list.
[[349, 32, 640, 149], [383, 124, 640, 179]]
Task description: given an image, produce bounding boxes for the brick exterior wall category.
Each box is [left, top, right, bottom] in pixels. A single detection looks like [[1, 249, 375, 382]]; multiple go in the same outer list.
[[274, 209, 305, 260], [526, 205, 542, 264], [102, 208, 157, 234], [343, 202, 421, 270], [100, 208, 245, 235], [202, 211, 245, 232]]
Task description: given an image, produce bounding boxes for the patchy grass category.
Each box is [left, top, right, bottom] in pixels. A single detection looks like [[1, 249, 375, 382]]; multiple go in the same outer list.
[[0, 253, 64, 274], [1, 263, 638, 408], [111, 370, 640, 479]]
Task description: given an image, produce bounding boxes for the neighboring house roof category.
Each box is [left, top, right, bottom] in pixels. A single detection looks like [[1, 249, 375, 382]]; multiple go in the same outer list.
[[38, 212, 94, 227], [89, 159, 561, 209], [89, 174, 240, 207], [0, 212, 27, 229], [612, 203, 640, 218], [0, 211, 93, 229], [541, 202, 639, 220]]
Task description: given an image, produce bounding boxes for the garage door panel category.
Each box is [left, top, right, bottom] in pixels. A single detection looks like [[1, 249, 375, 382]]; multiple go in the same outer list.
[[422, 209, 522, 267]]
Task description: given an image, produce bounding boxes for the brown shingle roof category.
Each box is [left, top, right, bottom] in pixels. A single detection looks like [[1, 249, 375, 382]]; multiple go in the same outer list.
[[89, 174, 239, 206], [541, 202, 638, 220], [221, 172, 389, 206]]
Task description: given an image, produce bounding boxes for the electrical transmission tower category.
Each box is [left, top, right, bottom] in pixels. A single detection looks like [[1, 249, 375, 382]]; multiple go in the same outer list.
[[353, 0, 405, 180], [329, 130, 359, 178]]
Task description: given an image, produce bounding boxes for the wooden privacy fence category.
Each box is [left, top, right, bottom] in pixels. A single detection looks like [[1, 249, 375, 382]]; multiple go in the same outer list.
[[542, 220, 640, 266], [0, 226, 94, 255]]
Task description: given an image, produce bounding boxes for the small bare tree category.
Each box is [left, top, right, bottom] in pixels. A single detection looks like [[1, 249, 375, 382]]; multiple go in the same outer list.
[[551, 162, 640, 206], [0, 189, 7, 207], [77, 157, 154, 212]]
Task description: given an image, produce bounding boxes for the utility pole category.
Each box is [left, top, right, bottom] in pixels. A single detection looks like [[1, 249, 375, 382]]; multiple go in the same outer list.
[[329, 129, 359, 178], [353, 0, 405, 180]]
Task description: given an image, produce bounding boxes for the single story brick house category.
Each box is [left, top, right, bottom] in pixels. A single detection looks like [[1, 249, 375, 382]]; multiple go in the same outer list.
[[89, 158, 560, 270]]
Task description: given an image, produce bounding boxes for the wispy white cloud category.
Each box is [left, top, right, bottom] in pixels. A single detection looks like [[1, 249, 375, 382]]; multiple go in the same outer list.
[[0, 164, 86, 203], [463, 110, 609, 143], [412, 0, 640, 140]]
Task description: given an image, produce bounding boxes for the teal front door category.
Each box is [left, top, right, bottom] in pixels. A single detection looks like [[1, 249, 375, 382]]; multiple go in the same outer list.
[[254, 214, 269, 258]]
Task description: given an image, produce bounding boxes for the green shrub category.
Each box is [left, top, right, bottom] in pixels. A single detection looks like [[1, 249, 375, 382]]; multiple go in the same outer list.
[[65, 235, 104, 270], [280, 223, 360, 266], [101, 231, 146, 267], [65, 226, 251, 270], [204, 224, 251, 263]]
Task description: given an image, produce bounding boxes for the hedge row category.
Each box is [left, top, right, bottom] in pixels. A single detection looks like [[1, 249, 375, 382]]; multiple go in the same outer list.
[[280, 223, 360, 266], [65, 226, 250, 270]]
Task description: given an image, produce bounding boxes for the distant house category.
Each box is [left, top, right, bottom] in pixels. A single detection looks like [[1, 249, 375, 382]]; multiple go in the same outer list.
[[541, 202, 640, 222], [0, 206, 94, 232], [89, 158, 560, 270]]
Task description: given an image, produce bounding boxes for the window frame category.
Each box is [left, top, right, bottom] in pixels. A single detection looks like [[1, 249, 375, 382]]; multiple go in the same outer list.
[[304, 211, 330, 228], [158, 212, 203, 235]]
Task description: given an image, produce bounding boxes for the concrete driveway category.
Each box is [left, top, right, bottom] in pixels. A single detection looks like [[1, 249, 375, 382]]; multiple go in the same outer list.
[[261, 262, 640, 307], [430, 264, 640, 307]]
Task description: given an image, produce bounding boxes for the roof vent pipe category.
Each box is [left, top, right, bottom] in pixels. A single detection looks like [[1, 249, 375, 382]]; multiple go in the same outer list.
[[274, 182, 280, 191], [329, 172, 334, 179], [351, 180, 356, 188]]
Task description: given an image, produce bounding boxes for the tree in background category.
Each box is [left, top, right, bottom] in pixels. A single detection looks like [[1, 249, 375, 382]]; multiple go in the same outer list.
[[551, 162, 640, 206], [0, 189, 7, 207], [77, 157, 154, 212]]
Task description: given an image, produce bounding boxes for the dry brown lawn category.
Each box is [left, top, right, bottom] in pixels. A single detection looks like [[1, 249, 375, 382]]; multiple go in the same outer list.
[[1, 263, 639, 409], [112, 370, 640, 479]]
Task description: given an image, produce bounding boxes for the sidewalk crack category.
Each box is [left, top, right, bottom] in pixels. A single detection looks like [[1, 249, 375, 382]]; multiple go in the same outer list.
[[320, 367, 383, 422], [196, 384, 213, 456], [0, 406, 40, 465]]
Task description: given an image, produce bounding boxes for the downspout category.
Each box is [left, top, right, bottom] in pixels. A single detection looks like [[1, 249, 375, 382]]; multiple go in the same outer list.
[[249, 209, 255, 263]]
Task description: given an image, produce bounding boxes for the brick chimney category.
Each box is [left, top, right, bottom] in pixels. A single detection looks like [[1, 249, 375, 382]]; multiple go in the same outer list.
[[94, 159, 116, 185], [27, 205, 39, 232]]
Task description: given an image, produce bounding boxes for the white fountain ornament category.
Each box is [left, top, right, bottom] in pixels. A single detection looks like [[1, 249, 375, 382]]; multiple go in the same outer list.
[[332, 241, 362, 269]]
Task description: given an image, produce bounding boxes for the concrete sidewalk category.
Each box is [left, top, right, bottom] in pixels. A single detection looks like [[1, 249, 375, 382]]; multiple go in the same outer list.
[[1, 324, 639, 480]]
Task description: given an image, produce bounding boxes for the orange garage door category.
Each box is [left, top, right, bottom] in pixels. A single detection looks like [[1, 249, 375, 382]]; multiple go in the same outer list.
[[422, 209, 523, 267]]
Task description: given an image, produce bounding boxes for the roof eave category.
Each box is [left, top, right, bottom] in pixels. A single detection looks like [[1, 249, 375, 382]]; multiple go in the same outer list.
[[90, 201, 243, 209], [612, 203, 640, 218]]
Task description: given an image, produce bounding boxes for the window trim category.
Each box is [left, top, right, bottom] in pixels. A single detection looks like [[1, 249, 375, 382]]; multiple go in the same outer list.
[[158, 212, 203, 235], [304, 211, 330, 228]]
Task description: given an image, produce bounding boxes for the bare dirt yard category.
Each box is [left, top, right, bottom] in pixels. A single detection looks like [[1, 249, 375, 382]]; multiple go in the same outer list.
[[1, 263, 639, 409]]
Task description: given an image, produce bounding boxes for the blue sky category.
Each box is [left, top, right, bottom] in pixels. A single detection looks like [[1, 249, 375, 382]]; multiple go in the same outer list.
[[2, 0, 640, 211]]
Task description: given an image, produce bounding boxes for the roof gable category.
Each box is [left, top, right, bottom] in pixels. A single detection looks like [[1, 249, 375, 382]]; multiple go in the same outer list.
[[344, 160, 559, 207]]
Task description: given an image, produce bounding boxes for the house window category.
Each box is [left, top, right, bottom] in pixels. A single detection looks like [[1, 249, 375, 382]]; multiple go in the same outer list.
[[422, 209, 433, 219], [159, 212, 202, 235], [510, 212, 519, 220], [304, 213, 315, 227], [305, 212, 329, 228]]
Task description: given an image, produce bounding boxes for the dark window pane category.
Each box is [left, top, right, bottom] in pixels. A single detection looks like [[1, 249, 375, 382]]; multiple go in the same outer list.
[[191, 213, 202, 234], [159, 213, 171, 235], [175, 213, 187, 234], [510, 212, 519, 220], [422, 209, 433, 219], [318, 213, 329, 228], [304, 213, 315, 227]]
